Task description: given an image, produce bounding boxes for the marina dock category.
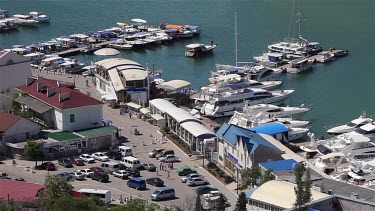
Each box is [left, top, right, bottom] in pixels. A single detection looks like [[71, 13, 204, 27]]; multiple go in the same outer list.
[[52, 40, 116, 57]]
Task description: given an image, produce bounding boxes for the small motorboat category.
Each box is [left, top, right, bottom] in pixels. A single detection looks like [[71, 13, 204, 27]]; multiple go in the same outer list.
[[315, 51, 333, 63], [185, 43, 216, 57], [29, 12, 50, 23], [13, 14, 38, 26]]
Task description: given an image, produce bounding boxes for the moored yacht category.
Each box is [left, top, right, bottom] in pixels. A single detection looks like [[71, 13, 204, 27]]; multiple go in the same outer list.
[[13, 14, 38, 26], [185, 43, 216, 57], [248, 65, 283, 81], [327, 114, 373, 135], [286, 57, 313, 74], [315, 51, 333, 63], [242, 103, 310, 119], [29, 12, 50, 23], [201, 88, 294, 117]]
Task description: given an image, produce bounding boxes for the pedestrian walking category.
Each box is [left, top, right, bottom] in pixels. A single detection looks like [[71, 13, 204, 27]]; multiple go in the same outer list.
[[156, 168, 159, 175], [129, 194, 132, 200], [167, 170, 170, 179], [119, 195, 123, 204], [159, 161, 162, 170], [129, 111, 132, 119], [164, 162, 167, 172]]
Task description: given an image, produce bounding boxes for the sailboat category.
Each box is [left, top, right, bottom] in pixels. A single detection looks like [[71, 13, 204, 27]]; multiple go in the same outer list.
[[267, 0, 322, 56]]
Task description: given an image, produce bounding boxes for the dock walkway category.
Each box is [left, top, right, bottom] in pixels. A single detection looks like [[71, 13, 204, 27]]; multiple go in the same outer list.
[[52, 40, 116, 57]]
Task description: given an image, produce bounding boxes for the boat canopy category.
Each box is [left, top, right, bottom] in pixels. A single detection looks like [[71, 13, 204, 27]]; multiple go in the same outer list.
[[30, 43, 46, 48], [227, 67, 243, 72], [308, 42, 320, 46], [186, 25, 199, 29], [13, 14, 31, 19], [164, 29, 177, 33], [131, 18, 147, 23], [164, 24, 184, 29], [117, 22, 127, 27], [186, 43, 203, 49]]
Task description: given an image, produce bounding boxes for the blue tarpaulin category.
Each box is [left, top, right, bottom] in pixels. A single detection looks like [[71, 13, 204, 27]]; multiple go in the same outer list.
[[227, 67, 242, 72], [259, 159, 297, 171], [249, 122, 289, 135], [102, 119, 113, 124], [245, 188, 257, 198]]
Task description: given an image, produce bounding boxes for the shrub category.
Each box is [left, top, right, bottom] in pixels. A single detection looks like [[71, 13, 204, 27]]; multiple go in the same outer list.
[[207, 162, 217, 169], [162, 126, 170, 133], [218, 169, 225, 177], [224, 176, 235, 184]]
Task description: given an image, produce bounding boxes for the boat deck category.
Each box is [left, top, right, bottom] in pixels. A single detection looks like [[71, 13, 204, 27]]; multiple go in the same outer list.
[[52, 40, 116, 57]]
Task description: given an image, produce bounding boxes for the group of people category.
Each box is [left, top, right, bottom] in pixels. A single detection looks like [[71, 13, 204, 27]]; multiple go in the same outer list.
[[158, 161, 172, 179], [118, 194, 133, 204]]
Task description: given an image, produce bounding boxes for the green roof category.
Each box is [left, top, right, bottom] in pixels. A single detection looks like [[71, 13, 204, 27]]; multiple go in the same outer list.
[[75, 126, 117, 137], [45, 132, 80, 141]]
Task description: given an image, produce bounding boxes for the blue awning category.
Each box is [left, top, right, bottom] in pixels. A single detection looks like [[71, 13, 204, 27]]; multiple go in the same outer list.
[[259, 159, 297, 171], [245, 188, 257, 198], [102, 119, 113, 124], [249, 122, 289, 135]]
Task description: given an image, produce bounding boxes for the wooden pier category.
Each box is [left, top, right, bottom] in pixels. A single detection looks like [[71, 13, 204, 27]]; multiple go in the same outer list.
[[52, 40, 116, 57]]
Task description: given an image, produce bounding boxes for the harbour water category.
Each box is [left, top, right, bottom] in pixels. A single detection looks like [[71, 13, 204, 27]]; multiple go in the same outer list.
[[1, 0, 374, 137]]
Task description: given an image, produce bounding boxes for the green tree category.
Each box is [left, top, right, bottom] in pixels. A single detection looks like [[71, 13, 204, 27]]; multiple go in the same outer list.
[[294, 162, 306, 210], [234, 192, 247, 211], [303, 167, 312, 204], [51, 196, 103, 211], [241, 166, 261, 188], [24, 140, 43, 167], [195, 193, 203, 211], [110, 198, 146, 211], [260, 169, 275, 185], [0, 202, 12, 211], [38, 175, 74, 210], [215, 193, 227, 211]]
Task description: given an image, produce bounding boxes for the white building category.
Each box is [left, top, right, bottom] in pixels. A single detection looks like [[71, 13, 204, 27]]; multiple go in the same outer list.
[[95, 58, 149, 103], [0, 50, 32, 110], [15, 77, 104, 132], [0, 112, 40, 154]]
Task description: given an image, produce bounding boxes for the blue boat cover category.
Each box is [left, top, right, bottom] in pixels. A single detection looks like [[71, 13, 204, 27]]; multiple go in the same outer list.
[[136, 32, 145, 35], [227, 67, 242, 72], [53, 60, 65, 65], [249, 122, 289, 135], [187, 25, 199, 29], [164, 29, 177, 33], [259, 159, 297, 171]]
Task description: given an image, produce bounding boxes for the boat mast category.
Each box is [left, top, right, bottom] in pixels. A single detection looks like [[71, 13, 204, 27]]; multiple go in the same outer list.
[[235, 12, 238, 67], [298, 0, 302, 37], [287, 0, 296, 39]]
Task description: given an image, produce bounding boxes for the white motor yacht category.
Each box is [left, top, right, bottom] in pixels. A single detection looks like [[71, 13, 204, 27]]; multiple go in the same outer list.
[[327, 114, 373, 135], [201, 88, 294, 118], [195, 80, 282, 103], [229, 111, 310, 129], [13, 14, 38, 26], [348, 167, 375, 182], [313, 152, 351, 175], [242, 103, 310, 119], [315, 51, 333, 63], [249, 65, 283, 81], [185, 43, 216, 57], [253, 52, 286, 67], [29, 12, 50, 23], [287, 57, 313, 74]]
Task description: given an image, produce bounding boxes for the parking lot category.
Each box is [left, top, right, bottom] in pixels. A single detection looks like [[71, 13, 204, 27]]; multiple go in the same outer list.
[[1, 73, 237, 210]]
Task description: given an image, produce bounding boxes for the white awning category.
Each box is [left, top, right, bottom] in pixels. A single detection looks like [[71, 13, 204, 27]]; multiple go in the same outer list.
[[151, 114, 164, 121], [94, 48, 120, 56], [157, 80, 191, 90], [180, 121, 216, 138], [108, 68, 125, 91], [127, 102, 142, 110], [140, 108, 151, 114]]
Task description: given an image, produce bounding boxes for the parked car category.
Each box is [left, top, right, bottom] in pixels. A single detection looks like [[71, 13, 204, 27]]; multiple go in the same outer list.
[[0, 172, 11, 180], [113, 170, 129, 179], [186, 178, 208, 186], [177, 166, 197, 176], [70, 171, 85, 180], [146, 177, 164, 187], [69, 156, 85, 166], [80, 169, 94, 178], [91, 152, 110, 162], [141, 163, 156, 171], [148, 148, 164, 158], [14, 178, 25, 182], [126, 168, 140, 177], [56, 172, 73, 181], [58, 158, 73, 168], [158, 155, 180, 163], [106, 150, 122, 160], [151, 187, 175, 201], [195, 186, 219, 195], [91, 172, 109, 182], [127, 177, 146, 190], [155, 149, 174, 159], [79, 154, 95, 163], [181, 173, 203, 183], [90, 167, 104, 173], [35, 162, 56, 171]]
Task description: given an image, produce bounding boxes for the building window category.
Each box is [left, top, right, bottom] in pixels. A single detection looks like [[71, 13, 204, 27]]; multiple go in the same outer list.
[[82, 141, 86, 148], [70, 114, 75, 123]]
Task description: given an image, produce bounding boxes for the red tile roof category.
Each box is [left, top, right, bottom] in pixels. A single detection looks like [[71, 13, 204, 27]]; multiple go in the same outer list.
[[0, 179, 44, 202], [16, 78, 103, 110], [0, 112, 22, 132]]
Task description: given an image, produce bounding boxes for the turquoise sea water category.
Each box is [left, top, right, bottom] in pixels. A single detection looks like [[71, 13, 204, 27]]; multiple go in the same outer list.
[[1, 0, 374, 137]]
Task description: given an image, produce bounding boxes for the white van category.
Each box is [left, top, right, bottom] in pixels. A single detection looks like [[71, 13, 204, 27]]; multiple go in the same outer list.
[[101, 161, 121, 173], [118, 146, 133, 157], [78, 188, 111, 203], [122, 156, 141, 169]]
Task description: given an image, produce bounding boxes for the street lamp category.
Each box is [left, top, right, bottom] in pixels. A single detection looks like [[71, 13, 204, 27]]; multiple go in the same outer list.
[[202, 140, 205, 167]]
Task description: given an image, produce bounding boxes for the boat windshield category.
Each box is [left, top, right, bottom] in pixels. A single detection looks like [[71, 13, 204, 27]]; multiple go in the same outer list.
[[355, 128, 375, 135], [346, 122, 357, 127]]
